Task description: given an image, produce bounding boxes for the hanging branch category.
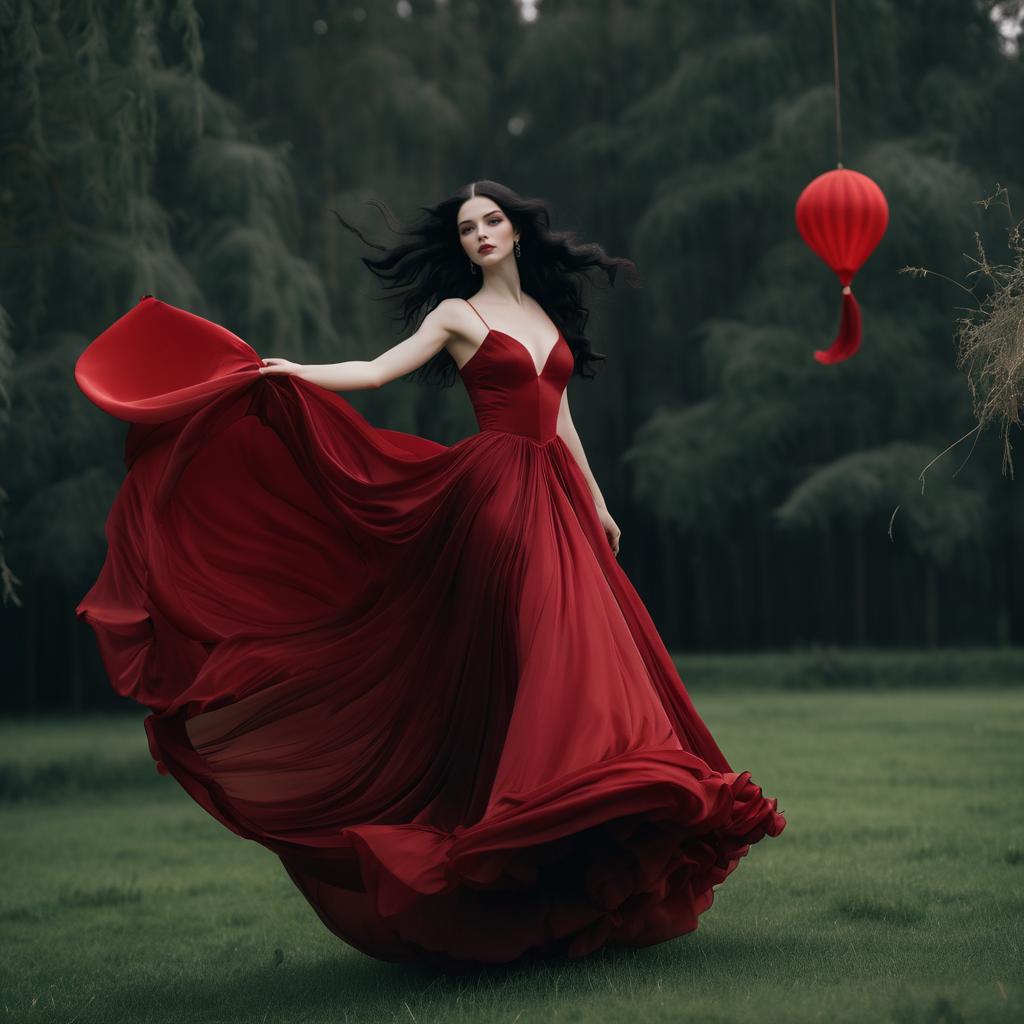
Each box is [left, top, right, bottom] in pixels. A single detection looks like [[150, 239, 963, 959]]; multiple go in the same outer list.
[[900, 184, 1024, 480]]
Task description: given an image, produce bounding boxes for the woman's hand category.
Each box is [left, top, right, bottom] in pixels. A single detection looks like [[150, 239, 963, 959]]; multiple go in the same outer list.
[[259, 357, 303, 377], [596, 504, 621, 557]]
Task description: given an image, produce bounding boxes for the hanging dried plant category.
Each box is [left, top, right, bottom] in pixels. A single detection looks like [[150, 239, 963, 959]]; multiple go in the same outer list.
[[901, 183, 1024, 480]]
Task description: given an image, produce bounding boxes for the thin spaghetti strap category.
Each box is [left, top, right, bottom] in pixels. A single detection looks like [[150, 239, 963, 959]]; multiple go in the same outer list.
[[465, 299, 490, 330]]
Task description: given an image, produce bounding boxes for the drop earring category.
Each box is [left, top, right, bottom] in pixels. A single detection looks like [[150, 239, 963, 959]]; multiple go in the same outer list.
[[469, 257, 479, 274], [514, 239, 521, 258]]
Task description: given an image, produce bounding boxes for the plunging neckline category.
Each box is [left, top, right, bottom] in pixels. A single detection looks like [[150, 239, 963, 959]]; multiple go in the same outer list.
[[461, 328, 565, 378]]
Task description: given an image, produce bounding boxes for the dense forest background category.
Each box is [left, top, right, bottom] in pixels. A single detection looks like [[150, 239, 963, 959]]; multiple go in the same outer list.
[[2, 0, 1023, 710]]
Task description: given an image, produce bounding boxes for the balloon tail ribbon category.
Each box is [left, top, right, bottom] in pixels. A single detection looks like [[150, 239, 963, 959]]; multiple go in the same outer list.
[[814, 286, 861, 364]]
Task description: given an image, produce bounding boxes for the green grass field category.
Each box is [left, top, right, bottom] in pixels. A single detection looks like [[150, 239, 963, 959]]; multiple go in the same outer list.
[[1, 689, 1021, 1023]]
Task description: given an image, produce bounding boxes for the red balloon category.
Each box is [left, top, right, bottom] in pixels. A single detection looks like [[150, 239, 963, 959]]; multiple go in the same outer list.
[[795, 168, 889, 364]]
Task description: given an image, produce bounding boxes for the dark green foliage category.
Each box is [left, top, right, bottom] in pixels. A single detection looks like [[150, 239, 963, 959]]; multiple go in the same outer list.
[[2, 1, 1024, 707]]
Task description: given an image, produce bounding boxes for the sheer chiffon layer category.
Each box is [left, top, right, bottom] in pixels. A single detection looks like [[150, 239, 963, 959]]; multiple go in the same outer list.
[[75, 298, 785, 971]]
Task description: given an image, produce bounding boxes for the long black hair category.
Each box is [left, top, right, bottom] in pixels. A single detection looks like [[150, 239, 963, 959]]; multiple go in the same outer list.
[[329, 180, 642, 387]]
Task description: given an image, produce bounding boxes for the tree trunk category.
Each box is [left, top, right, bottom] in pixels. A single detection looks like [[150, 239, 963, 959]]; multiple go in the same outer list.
[[851, 522, 867, 646], [754, 505, 773, 646], [601, 0, 632, 505], [924, 561, 939, 648], [25, 581, 37, 712], [658, 519, 678, 646], [891, 551, 907, 645], [994, 553, 1010, 645], [727, 538, 748, 650], [1007, 478, 1021, 644], [691, 537, 713, 648], [319, 4, 337, 296], [819, 528, 837, 644], [68, 594, 83, 711]]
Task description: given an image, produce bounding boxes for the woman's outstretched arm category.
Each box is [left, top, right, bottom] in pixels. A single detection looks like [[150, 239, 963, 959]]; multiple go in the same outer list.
[[260, 299, 465, 391]]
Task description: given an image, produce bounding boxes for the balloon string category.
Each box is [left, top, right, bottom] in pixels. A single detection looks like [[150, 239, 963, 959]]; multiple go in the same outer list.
[[831, 0, 843, 168]]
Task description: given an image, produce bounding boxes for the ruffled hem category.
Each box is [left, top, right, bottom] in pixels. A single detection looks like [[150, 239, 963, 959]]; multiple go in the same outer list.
[[146, 710, 783, 970], [332, 748, 784, 968]]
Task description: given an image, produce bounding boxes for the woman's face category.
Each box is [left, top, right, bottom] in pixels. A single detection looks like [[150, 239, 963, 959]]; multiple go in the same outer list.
[[457, 197, 518, 271]]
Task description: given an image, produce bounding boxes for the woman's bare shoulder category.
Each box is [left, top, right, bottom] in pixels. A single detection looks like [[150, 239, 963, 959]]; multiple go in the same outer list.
[[431, 297, 480, 342]]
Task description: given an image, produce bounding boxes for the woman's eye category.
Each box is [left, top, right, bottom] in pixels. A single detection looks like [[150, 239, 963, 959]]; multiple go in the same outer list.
[[461, 218, 499, 235]]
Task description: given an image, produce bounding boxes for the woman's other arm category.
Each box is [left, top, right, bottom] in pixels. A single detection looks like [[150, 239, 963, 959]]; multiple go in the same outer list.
[[556, 389, 607, 509], [556, 390, 621, 555]]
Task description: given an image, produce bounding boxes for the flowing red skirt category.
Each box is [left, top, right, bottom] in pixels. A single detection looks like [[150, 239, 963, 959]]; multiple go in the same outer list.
[[75, 298, 786, 971]]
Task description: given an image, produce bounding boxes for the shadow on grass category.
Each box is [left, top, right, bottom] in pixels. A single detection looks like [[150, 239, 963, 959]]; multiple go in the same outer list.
[[106, 931, 813, 1019]]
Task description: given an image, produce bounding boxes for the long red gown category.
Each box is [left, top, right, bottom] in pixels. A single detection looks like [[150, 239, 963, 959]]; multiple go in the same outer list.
[[74, 295, 786, 972]]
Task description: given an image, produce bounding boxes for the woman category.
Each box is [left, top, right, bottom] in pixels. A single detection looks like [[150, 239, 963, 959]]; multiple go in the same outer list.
[[75, 180, 786, 973]]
